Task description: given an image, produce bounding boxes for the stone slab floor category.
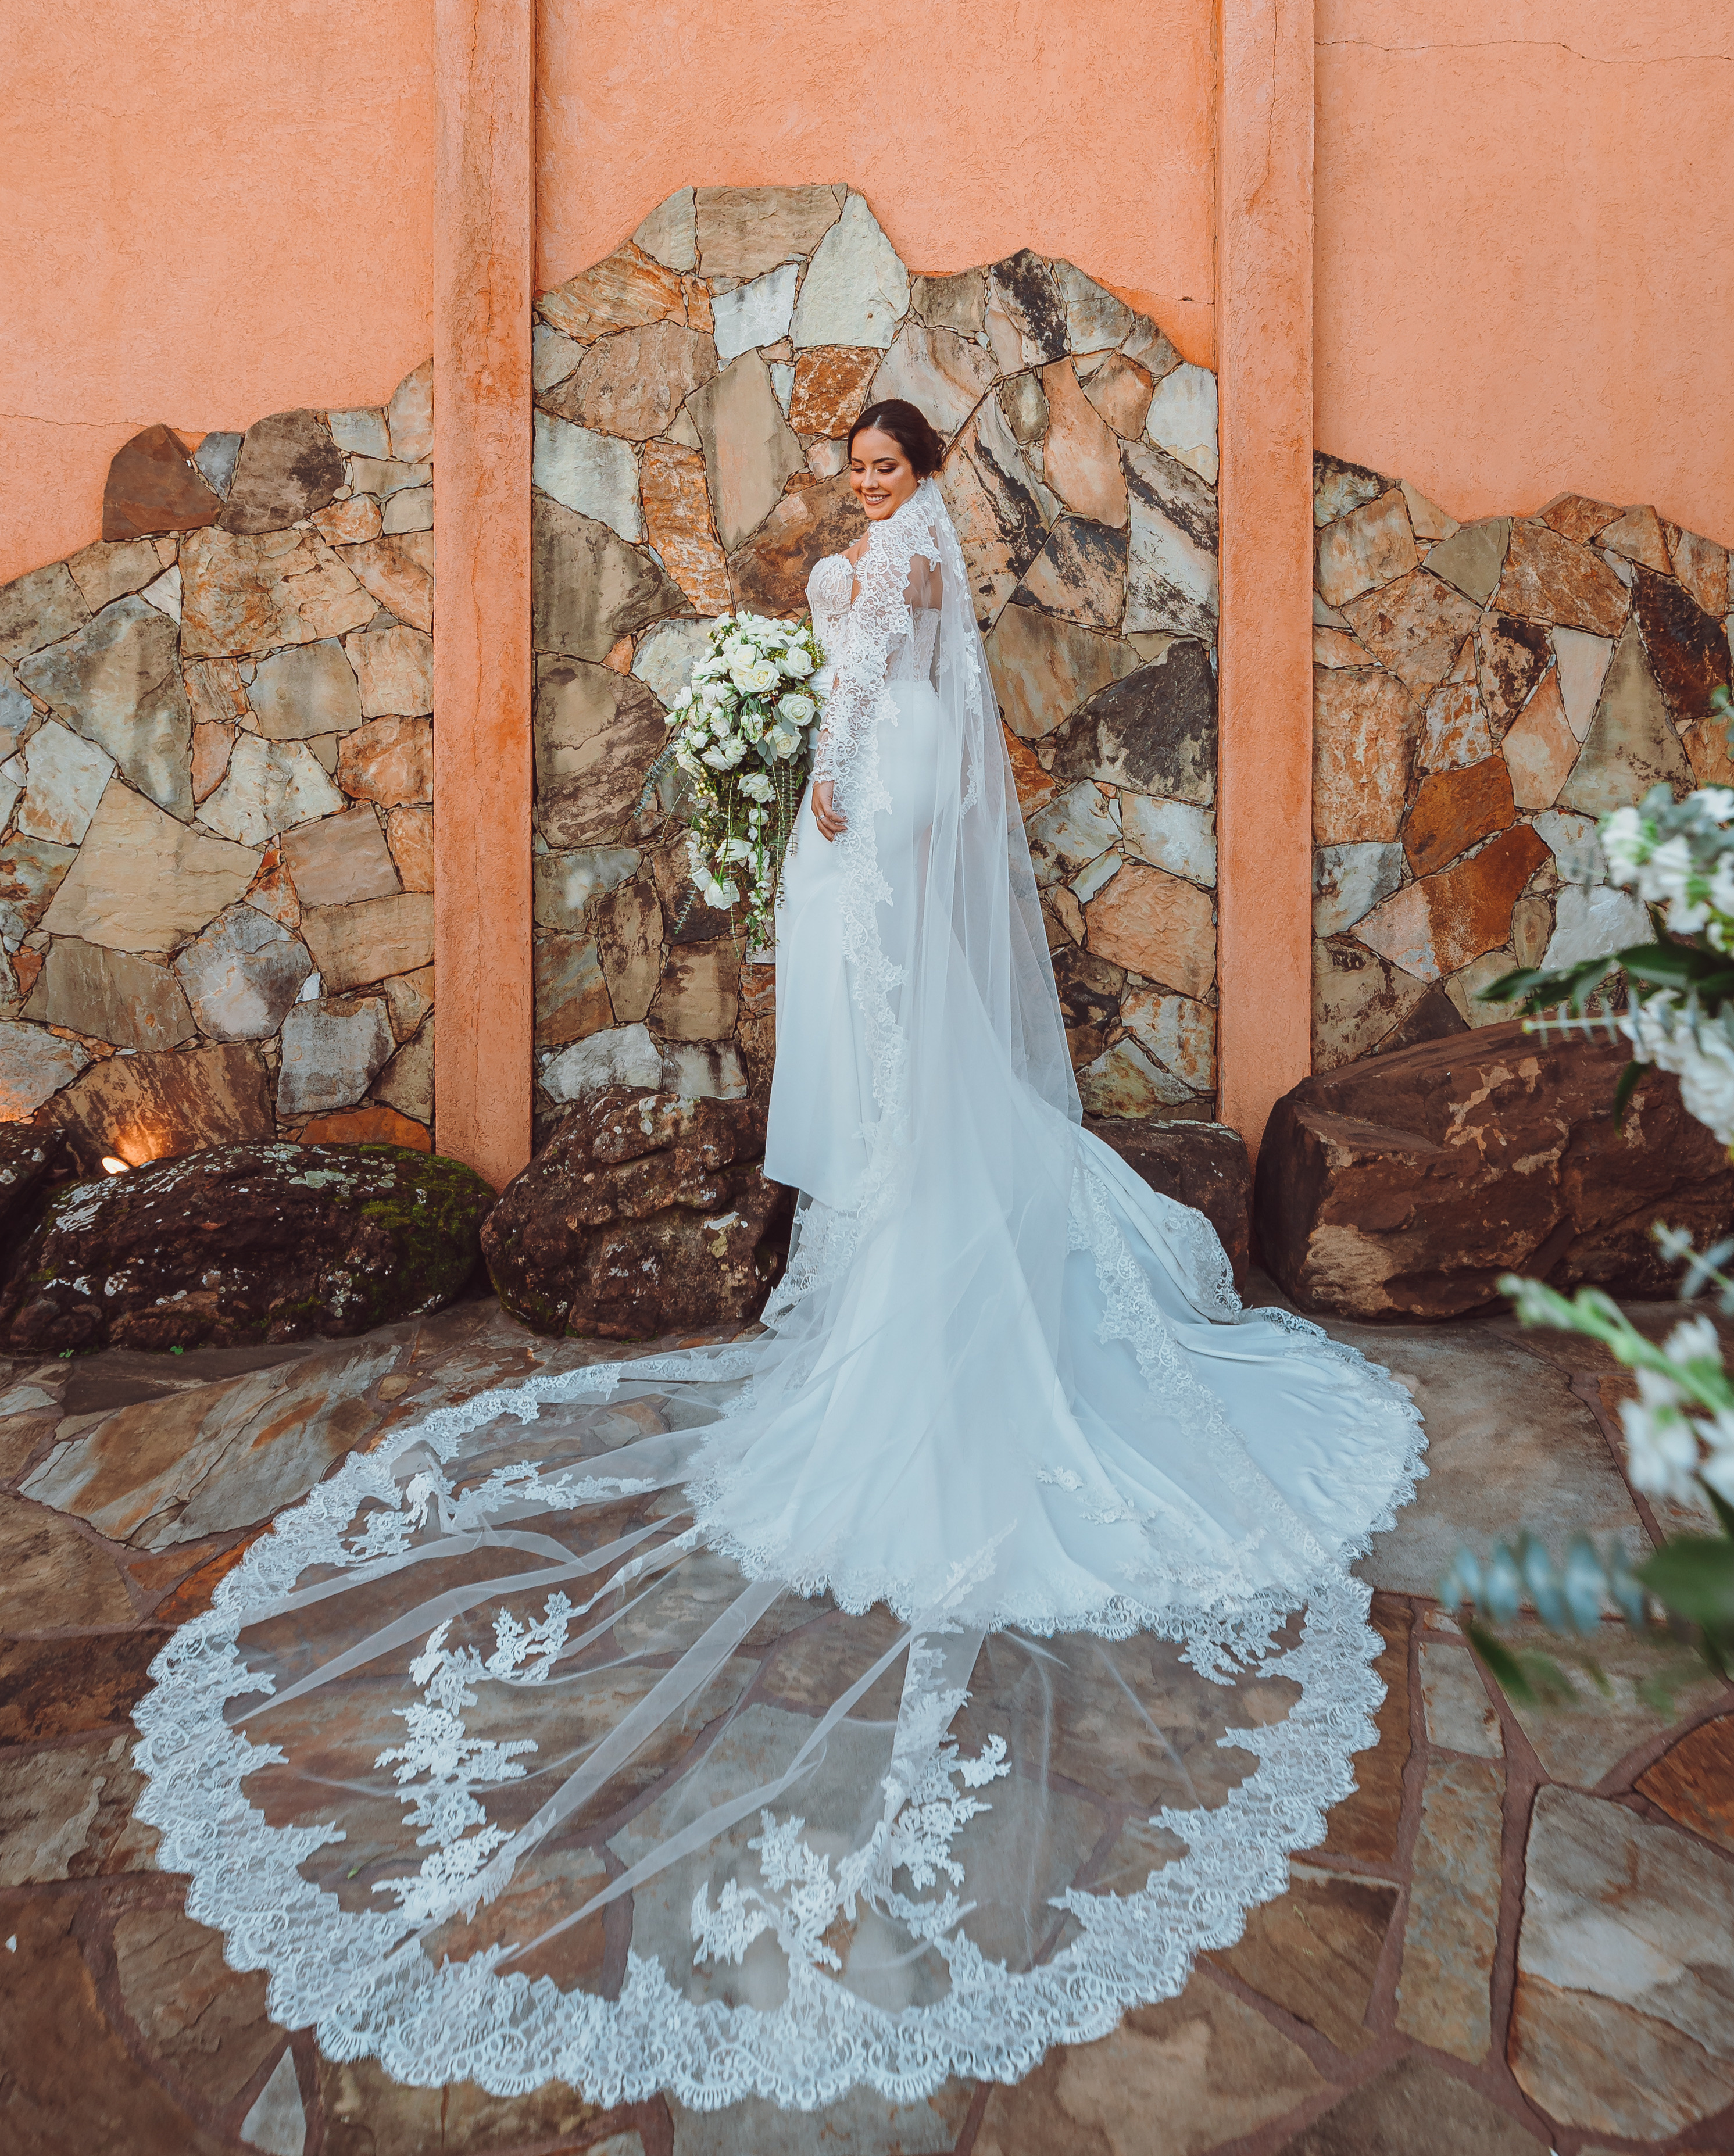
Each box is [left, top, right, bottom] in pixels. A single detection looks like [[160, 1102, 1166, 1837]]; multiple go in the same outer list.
[[1, 1281, 1731, 2156]]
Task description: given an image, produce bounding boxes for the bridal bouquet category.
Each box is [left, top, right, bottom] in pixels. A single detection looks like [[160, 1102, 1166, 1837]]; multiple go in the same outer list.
[[656, 612, 825, 950]]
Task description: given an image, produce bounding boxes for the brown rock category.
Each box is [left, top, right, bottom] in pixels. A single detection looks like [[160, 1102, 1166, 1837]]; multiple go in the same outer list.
[[695, 183, 843, 278], [347, 622, 433, 717], [911, 267, 987, 335], [102, 423, 222, 542], [534, 660, 666, 846], [870, 323, 998, 437], [1598, 502, 1671, 574], [1633, 562, 1732, 721], [786, 345, 880, 437], [3, 1142, 491, 1353], [650, 936, 740, 1041], [339, 533, 435, 634], [182, 655, 249, 730], [0, 831, 78, 942], [300, 893, 435, 991], [1558, 617, 1690, 815], [1343, 570, 1482, 696], [1275, 2053, 1544, 2155], [1425, 515, 1512, 605], [975, 1973, 1322, 2156], [985, 603, 1136, 742], [281, 802, 401, 907], [1084, 862, 1214, 996], [113, 1905, 281, 2112], [0, 1897, 233, 2156], [689, 351, 806, 552], [641, 440, 731, 614], [1540, 491, 1621, 543], [1501, 666, 1578, 809], [538, 239, 687, 343], [1395, 1754, 1504, 2060], [1049, 639, 1217, 802], [190, 718, 235, 801], [595, 879, 664, 1022], [220, 409, 345, 534], [728, 474, 867, 618], [1357, 823, 1547, 981], [41, 1042, 273, 1175], [0, 1628, 167, 1745], [1314, 666, 1415, 843], [299, 1103, 430, 1150], [1322, 1593, 1412, 1861], [1083, 1117, 1250, 1286], [1403, 755, 1515, 876], [481, 1086, 793, 1338], [1681, 717, 1734, 786], [1014, 517, 1128, 632], [313, 493, 383, 546], [384, 803, 433, 892], [1003, 727, 1056, 813], [1509, 1787, 1734, 2139], [0, 1496, 134, 1635], [0, 1124, 76, 1254], [1494, 520, 1631, 637], [532, 494, 685, 661], [983, 251, 1068, 370], [1315, 488, 1419, 607], [320, 2052, 604, 2156], [66, 538, 169, 611], [1041, 359, 1129, 529], [1213, 1862, 1398, 2051], [1255, 1019, 1734, 1320], [337, 714, 434, 805], [535, 932, 611, 1049], [939, 399, 1056, 626], [1077, 350, 1154, 438], [180, 524, 374, 658], [24, 938, 195, 1052], [1313, 450, 1386, 528], [1417, 640, 1494, 769], [1476, 610, 1554, 734], [1636, 1715, 1734, 1852], [552, 320, 716, 442], [1665, 524, 1731, 618]]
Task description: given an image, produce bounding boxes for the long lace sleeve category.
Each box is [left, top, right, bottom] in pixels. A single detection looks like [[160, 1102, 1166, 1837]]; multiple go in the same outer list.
[[811, 498, 942, 788]]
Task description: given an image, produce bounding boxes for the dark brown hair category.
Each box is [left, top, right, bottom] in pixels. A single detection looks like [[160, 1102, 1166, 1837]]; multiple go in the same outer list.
[[846, 399, 945, 479]]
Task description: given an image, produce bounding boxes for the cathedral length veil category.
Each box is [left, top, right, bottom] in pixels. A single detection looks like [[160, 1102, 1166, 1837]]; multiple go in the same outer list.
[[132, 479, 1425, 2108]]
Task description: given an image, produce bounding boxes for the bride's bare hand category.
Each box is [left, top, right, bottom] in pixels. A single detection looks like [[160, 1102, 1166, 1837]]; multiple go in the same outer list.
[[811, 780, 848, 842]]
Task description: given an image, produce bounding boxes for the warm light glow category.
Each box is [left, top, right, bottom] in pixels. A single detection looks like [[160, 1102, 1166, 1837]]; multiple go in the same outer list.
[[101, 1156, 129, 1175]]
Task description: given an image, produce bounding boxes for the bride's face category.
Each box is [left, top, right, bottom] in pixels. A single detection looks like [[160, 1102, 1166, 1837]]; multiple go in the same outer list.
[[849, 429, 920, 520]]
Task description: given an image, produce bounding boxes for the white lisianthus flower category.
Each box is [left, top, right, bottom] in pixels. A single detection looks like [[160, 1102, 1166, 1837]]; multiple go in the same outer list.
[[712, 877, 740, 907], [739, 709, 765, 742], [1600, 803, 1651, 882], [1619, 1367, 1700, 1501], [1663, 1314, 1721, 1369], [1622, 994, 1734, 1148], [739, 773, 774, 802], [701, 746, 730, 768], [777, 691, 816, 725], [782, 645, 815, 677], [723, 837, 755, 862]]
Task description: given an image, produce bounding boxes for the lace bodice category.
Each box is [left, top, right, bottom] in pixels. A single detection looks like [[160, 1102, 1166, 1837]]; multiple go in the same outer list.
[[806, 533, 941, 783]]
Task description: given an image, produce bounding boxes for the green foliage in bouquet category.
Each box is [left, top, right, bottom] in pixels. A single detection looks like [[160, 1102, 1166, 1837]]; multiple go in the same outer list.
[[639, 612, 826, 952]]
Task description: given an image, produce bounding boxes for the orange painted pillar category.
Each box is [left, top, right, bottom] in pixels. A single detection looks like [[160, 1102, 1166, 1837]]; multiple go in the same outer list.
[[432, 0, 534, 1186], [1215, 0, 1315, 1158]]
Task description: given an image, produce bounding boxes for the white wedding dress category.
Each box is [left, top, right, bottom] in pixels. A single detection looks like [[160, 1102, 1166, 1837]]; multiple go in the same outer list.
[[134, 480, 1425, 2111]]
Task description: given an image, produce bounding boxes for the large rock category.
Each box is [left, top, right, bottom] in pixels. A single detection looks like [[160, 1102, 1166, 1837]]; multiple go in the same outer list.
[[41, 1041, 274, 1172], [220, 410, 345, 534], [2, 1142, 495, 1352], [102, 424, 222, 542], [0, 1125, 75, 1260], [1255, 1019, 1734, 1321], [17, 595, 194, 819], [482, 1086, 793, 1339], [1084, 1117, 1251, 1288]]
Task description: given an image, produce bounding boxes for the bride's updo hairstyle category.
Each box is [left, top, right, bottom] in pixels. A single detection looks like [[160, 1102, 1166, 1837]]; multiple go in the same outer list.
[[848, 399, 945, 478]]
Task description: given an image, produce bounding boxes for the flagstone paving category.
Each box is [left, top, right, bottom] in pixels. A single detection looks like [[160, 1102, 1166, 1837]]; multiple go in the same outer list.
[[1, 1280, 1730, 2154]]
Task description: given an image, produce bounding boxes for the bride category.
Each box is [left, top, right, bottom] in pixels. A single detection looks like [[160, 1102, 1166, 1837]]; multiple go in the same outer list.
[[134, 399, 1425, 2111]]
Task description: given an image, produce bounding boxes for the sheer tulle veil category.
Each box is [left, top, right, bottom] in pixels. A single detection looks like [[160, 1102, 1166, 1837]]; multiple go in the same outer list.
[[131, 477, 1425, 2109]]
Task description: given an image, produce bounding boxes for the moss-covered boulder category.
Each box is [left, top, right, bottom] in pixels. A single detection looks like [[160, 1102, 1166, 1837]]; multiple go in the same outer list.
[[1, 1141, 496, 1353]]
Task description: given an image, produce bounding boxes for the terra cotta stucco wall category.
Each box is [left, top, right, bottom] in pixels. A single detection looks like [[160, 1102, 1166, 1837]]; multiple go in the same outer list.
[[1314, 0, 1734, 538], [0, 0, 435, 587]]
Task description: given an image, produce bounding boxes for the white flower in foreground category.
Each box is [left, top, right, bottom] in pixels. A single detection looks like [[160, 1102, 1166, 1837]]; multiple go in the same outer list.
[[1600, 803, 1653, 882], [1663, 1314, 1722, 1369], [739, 773, 775, 802], [782, 645, 816, 677], [765, 723, 802, 759], [723, 838, 755, 862], [777, 691, 816, 725], [731, 657, 779, 695], [1622, 995, 1734, 1148], [1619, 1368, 1701, 1501]]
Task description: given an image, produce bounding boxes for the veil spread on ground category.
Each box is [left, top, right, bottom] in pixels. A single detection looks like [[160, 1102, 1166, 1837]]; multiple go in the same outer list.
[[133, 478, 1425, 2109]]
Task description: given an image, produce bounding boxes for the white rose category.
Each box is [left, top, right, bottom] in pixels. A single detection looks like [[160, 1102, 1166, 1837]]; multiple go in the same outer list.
[[766, 723, 802, 758], [702, 746, 730, 768], [723, 837, 755, 861], [777, 691, 816, 725], [712, 878, 741, 907], [739, 773, 774, 802], [782, 646, 815, 677], [731, 657, 779, 695]]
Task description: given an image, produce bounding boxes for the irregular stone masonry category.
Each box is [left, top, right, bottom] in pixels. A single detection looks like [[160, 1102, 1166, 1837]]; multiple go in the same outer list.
[[0, 367, 438, 1161], [530, 185, 1224, 1129], [1309, 456, 1732, 1069]]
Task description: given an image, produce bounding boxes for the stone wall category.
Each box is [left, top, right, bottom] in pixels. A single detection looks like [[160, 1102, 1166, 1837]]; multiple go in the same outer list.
[[0, 371, 438, 1164], [530, 184, 1224, 1134], [1311, 464, 1732, 1067]]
